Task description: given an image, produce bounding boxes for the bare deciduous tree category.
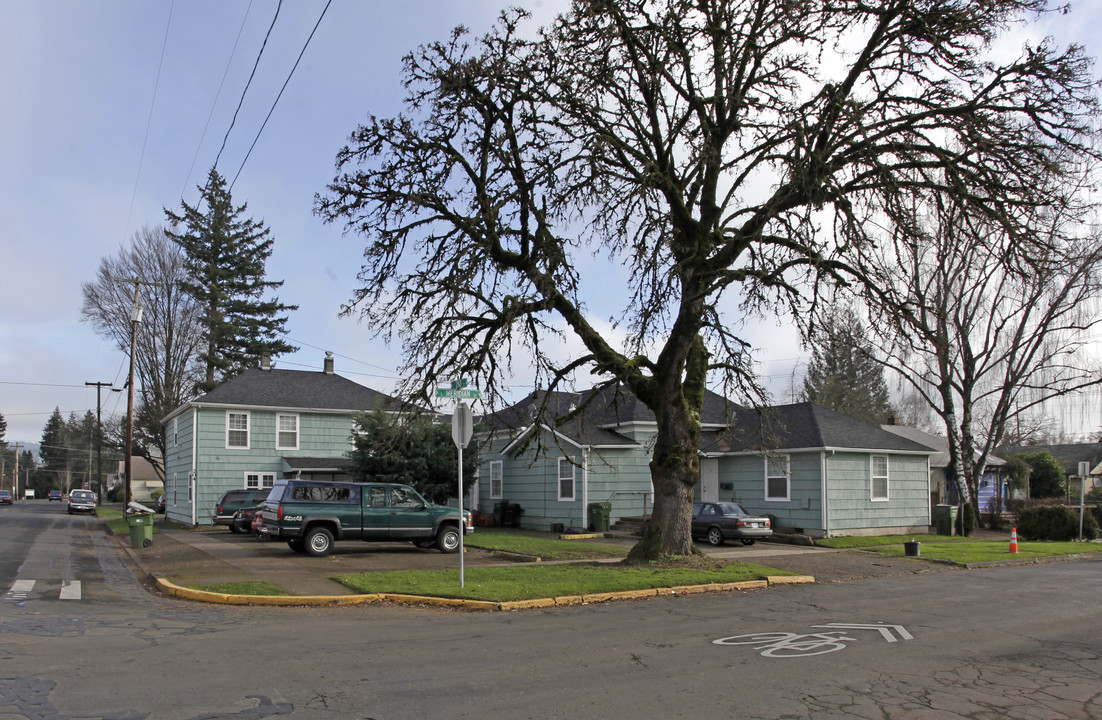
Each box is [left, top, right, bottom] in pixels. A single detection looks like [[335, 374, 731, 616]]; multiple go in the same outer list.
[[317, 1, 1099, 558], [81, 226, 204, 472]]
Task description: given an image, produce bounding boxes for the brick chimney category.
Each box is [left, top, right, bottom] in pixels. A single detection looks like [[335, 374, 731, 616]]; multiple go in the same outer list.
[[324, 351, 334, 375]]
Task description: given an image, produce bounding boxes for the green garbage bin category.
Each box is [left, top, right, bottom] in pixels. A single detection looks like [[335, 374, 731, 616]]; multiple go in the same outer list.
[[588, 502, 612, 532], [126, 512, 154, 548], [933, 504, 958, 536], [493, 500, 509, 527]]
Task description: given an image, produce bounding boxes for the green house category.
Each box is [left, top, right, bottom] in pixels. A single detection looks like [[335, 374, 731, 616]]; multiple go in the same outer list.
[[700, 403, 936, 538], [161, 355, 400, 526], [479, 387, 937, 538]]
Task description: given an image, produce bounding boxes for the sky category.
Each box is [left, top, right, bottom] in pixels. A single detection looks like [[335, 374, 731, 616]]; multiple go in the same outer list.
[[2, 0, 1101, 446]]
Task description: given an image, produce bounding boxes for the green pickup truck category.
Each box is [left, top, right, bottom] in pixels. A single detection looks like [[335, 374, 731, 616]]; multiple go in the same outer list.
[[257, 479, 473, 557]]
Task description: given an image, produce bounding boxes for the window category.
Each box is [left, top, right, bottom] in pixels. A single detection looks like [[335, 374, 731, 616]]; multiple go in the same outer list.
[[276, 413, 299, 450], [558, 457, 576, 501], [367, 486, 387, 508], [245, 472, 276, 490], [489, 461, 503, 499], [765, 454, 790, 501], [871, 455, 889, 501], [290, 484, 355, 502], [390, 486, 423, 508], [227, 412, 250, 449], [171, 418, 178, 448]]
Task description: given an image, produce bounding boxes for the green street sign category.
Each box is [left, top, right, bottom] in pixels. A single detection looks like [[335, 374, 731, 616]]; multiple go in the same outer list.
[[436, 387, 481, 399]]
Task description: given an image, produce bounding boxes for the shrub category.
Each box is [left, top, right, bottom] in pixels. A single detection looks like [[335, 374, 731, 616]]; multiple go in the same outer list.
[[1017, 505, 1100, 541], [956, 502, 978, 536]]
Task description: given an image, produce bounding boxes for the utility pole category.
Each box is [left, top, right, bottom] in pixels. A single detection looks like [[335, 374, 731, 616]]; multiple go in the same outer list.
[[85, 381, 112, 500], [114, 277, 161, 508]]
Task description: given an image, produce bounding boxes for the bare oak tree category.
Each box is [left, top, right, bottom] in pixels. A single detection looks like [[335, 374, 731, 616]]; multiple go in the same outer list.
[[316, 1, 1099, 558]]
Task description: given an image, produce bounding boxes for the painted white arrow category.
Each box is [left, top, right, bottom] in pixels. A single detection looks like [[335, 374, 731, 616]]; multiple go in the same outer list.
[[813, 623, 914, 643]]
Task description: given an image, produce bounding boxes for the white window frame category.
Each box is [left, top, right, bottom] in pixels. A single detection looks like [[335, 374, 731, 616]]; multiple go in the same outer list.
[[558, 457, 576, 501], [276, 413, 299, 450], [171, 418, 178, 448], [765, 454, 791, 502], [226, 411, 250, 449], [245, 472, 276, 490], [871, 455, 890, 501], [489, 461, 503, 499]]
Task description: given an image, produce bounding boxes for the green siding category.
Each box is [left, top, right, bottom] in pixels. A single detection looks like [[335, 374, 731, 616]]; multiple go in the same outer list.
[[165, 406, 359, 526], [825, 452, 930, 533], [477, 429, 653, 531]]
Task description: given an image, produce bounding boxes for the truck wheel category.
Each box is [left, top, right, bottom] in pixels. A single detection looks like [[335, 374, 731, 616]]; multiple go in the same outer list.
[[436, 525, 461, 553], [304, 527, 334, 557], [287, 539, 306, 553]]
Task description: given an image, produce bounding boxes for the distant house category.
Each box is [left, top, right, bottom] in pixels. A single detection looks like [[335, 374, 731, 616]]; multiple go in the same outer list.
[[478, 387, 936, 538], [996, 442, 1102, 500], [882, 426, 1008, 513], [701, 404, 936, 538], [107, 456, 165, 504], [161, 354, 403, 526]]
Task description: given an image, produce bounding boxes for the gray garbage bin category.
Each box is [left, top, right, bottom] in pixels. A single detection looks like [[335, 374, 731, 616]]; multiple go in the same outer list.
[[126, 512, 154, 548]]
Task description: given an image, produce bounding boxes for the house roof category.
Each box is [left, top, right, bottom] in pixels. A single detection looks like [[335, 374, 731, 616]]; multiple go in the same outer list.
[[483, 384, 739, 450], [166, 368, 405, 419], [995, 443, 1102, 475], [880, 425, 1006, 469], [702, 402, 936, 455]]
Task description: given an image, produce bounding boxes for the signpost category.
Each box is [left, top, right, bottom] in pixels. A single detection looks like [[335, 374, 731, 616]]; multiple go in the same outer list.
[[1078, 461, 1090, 541], [451, 399, 475, 587]]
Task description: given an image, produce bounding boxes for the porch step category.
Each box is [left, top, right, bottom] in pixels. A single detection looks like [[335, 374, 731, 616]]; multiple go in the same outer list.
[[611, 516, 650, 536]]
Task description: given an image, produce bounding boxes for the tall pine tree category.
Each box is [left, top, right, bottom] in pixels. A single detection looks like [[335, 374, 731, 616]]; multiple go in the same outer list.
[[803, 306, 896, 425], [166, 168, 297, 391]]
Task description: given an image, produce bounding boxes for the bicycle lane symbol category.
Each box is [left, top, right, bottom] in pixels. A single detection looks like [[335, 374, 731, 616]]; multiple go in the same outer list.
[[713, 624, 913, 658]]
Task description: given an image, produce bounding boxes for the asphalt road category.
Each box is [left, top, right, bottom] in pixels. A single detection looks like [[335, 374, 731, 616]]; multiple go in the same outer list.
[[1, 501, 1100, 719]]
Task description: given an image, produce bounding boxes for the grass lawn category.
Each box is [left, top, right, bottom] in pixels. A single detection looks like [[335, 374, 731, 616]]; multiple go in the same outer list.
[[866, 540, 1102, 563], [334, 560, 793, 602], [817, 534, 977, 549], [465, 529, 629, 560], [188, 580, 289, 596]]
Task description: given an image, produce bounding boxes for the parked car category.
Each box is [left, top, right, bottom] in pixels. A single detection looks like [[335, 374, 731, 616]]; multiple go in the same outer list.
[[691, 502, 772, 546], [0, 490, 12, 505], [230, 505, 263, 535], [153, 494, 166, 513], [257, 479, 473, 557], [213, 489, 271, 530], [48, 490, 64, 502], [68, 489, 98, 516]]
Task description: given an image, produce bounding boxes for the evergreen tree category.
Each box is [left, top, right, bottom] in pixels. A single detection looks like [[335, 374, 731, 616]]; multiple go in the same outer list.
[[39, 408, 67, 471], [0, 410, 7, 448], [165, 168, 297, 391], [803, 306, 895, 425], [348, 410, 478, 505]]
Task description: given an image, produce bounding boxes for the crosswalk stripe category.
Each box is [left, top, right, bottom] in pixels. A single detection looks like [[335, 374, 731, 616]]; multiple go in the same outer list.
[[59, 580, 81, 600], [4, 579, 85, 602]]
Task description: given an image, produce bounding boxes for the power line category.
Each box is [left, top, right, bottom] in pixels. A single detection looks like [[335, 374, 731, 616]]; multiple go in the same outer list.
[[181, 0, 255, 200], [122, 0, 175, 242], [213, 0, 283, 173], [229, 0, 333, 190]]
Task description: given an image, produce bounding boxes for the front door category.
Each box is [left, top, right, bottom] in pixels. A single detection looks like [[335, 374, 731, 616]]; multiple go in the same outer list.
[[701, 458, 720, 503]]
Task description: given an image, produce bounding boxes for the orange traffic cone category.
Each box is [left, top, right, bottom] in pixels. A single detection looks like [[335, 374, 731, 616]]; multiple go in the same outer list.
[[1009, 527, 1019, 554]]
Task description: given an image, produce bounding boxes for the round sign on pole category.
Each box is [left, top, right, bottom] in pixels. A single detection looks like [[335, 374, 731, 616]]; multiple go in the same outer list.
[[452, 402, 473, 449]]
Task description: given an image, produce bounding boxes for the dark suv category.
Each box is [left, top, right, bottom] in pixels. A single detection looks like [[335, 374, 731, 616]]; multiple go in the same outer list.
[[257, 479, 473, 557], [213, 489, 271, 531]]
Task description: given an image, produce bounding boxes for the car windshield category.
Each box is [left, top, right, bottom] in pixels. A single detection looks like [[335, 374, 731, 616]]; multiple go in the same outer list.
[[717, 503, 747, 516]]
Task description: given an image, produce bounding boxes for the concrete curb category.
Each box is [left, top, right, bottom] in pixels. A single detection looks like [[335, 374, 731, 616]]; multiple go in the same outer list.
[[154, 574, 816, 610]]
